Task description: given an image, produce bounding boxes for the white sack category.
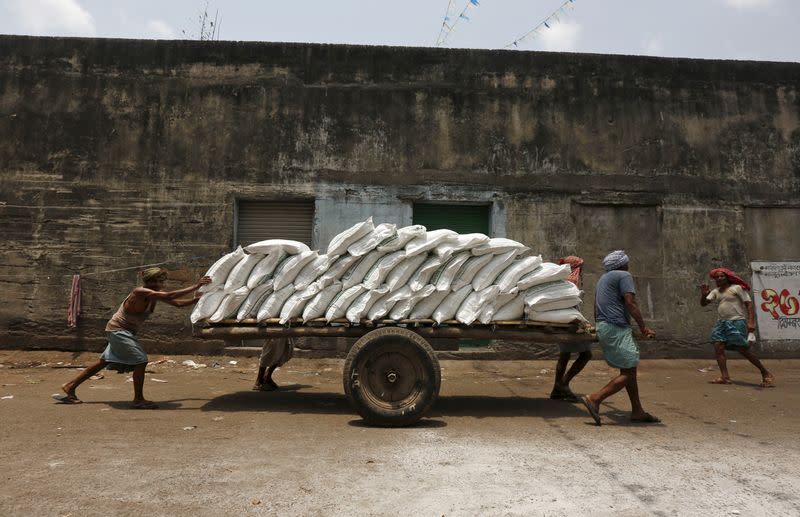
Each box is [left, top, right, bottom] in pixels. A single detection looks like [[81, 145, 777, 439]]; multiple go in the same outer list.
[[302, 282, 343, 322], [317, 254, 361, 286], [432, 252, 471, 291], [432, 285, 473, 324], [516, 263, 572, 290], [384, 253, 428, 292], [272, 250, 317, 290], [342, 250, 385, 289], [408, 255, 443, 291], [405, 229, 458, 257], [471, 237, 530, 257], [494, 255, 544, 293], [190, 289, 227, 324], [347, 223, 397, 256], [389, 285, 437, 320], [472, 250, 517, 291], [362, 251, 407, 290], [434, 233, 489, 258], [279, 285, 323, 324], [294, 253, 337, 290], [245, 239, 310, 256], [478, 289, 520, 324], [199, 246, 246, 293], [246, 252, 287, 289], [325, 285, 367, 322], [527, 307, 589, 324], [456, 285, 501, 325], [377, 225, 426, 252], [528, 297, 583, 312], [326, 217, 374, 256], [367, 286, 416, 320], [523, 280, 581, 308], [408, 289, 451, 320], [492, 293, 526, 321], [346, 286, 390, 323], [208, 286, 250, 323], [237, 281, 274, 320], [224, 253, 264, 292], [450, 254, 493, 291], [256, 284, 296, 322]]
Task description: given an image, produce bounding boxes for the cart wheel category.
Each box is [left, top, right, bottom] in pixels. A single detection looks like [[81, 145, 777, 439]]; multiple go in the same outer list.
[[343, 326, 441, 427]]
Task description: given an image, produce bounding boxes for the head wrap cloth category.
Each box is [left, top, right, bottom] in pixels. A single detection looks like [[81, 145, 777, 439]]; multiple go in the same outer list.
[[558, 256, 584, 287], [602, 250, 629, 272], [141, 267, 167, 283], [709, 267, 750, 291]]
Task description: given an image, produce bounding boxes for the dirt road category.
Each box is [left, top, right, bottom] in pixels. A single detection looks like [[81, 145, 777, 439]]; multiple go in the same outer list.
[[1, 351, 798, 516]]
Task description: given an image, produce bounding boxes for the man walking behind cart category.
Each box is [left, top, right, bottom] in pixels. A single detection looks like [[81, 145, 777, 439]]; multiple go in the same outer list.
[[550, 256, 592, 402], [252, 338, 295, 391], [55, 267, 211, 408], [581, 251, 660, 426]]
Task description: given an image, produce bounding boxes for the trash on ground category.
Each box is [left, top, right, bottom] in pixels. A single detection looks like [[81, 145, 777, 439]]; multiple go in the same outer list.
[[212, 416, 224, 421], [183, 426, 197, 431], [150, 378, 168, 383], [1, 395, 14, 400], [90, 373, 104, 380], [228, 360, 238, 365]]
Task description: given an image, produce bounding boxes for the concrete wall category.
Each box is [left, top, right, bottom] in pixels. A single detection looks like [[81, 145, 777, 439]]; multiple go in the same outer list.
[[1, 35, 799, 357]]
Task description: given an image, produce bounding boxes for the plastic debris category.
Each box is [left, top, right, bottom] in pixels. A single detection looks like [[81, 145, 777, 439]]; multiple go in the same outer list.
[[228, 360, 238, 365], [150, 378, 168, 383], [182, 360, 197, 367], [212, 416, 224, 422], [90, 373, 104, 380], [1, 395, 13, 400], [182, 426, 197, 431]]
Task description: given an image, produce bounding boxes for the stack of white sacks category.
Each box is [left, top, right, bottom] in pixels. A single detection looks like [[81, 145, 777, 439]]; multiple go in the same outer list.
[[190, 218, 588, 326]]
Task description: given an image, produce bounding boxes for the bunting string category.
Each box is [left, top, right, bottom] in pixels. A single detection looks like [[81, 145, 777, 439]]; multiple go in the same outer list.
[[436, 0, 480, 47], [505, 0, 576, 49]]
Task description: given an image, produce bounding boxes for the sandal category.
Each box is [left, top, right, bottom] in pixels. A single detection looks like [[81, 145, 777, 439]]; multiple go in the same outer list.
[[52, 393, 82, 404], [581, 396, 602, 426], [709, 378, 732, 385], [760, 374, 776, 388]]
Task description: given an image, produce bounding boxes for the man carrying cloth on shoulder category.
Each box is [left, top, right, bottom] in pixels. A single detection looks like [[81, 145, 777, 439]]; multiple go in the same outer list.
[[582, 250, 660, 426]]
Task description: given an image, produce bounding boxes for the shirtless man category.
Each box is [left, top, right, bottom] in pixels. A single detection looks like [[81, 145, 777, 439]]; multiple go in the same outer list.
[[700, 267, 775, 387], [55, 267, 211, 408]]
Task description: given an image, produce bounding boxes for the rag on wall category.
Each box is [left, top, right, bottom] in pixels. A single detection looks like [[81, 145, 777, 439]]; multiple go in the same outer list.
[[67, 274, 81, 328], [558, 256, 584, 288]]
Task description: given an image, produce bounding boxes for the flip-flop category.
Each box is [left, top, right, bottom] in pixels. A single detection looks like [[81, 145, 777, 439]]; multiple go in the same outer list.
[[760, 375, 776, 388], [130, 401, 159, 409], [709, 378, 732, 385], [581, 395, 602, 426], [630, 413, 661, 424], [52, 393, 82, 404]]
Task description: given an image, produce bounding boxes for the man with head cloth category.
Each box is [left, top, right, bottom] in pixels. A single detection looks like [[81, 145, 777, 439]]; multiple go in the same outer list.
[[55, 267, 211, 408], [581, 251, 660, 425]]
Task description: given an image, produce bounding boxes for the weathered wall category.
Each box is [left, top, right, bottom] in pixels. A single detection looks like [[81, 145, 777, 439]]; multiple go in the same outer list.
[[1, 36, 799, 357]]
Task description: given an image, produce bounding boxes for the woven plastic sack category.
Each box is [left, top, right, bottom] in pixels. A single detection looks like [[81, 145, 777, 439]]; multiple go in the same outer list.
[[384, 253, 428, 292], [236, 280, 274, 320], [523, 280, 581, 308], [516, 263, 572, 290], [272, 250, 317, 290], [367, 286, 415, 320], [346, 286, 390, 323], [471, 238, 530, 257], [362, 251, 407, 289], [199, 246, 246, 293], [294, 253, 338, 290], [456, 285, 501, 325], [432, 285, 473, 324], [244, 239, 310, 256], [208, 286, 250, 323], [405, 229, 458, 258], [224, 253, 264, 292], [450, 254, 493, 291], [341, 250, 385, 290], [326, 217, 374, 256], [432, 252, 471, 291], [434, 233, 489, 259], [325, 284, 367, 322], [408, 289, 450, 319], [472, 250, 517, 291], [190, 289, 227, 324], [527, 307, 588, 324], [492, 293, 525, 321], [478, 289, 519, 324], [494, 255, 543, 293], [347, 223, 397, 257], [302, 282, 343, 322], [408, 255, 443, 291], [246, 251, 287, 289], [376, 225, 426, 252], [316, 254, 361, 287], [256, 284, 296, 322], [528, 297, 583, 312], [390, 285, 437, 320], [279, 284, 323, 324]]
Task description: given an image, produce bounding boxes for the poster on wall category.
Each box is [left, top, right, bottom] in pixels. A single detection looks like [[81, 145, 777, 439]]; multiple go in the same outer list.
[[751, 261, 800, 340]]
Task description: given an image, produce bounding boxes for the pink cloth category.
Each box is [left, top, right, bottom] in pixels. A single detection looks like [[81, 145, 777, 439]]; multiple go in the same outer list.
[[709, 267, 751, 291], [558, 256, 584, 288]]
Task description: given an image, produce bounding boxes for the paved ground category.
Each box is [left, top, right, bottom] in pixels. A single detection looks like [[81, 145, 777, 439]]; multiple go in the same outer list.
[[1, 350, 798, 517]]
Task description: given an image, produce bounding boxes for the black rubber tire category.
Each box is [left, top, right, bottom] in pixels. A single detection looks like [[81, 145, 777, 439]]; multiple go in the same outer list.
[[343, 326, 441, 427]]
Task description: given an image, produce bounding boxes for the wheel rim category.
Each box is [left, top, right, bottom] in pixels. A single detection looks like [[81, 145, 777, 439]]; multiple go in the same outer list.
[[357, 341, 426, 411]]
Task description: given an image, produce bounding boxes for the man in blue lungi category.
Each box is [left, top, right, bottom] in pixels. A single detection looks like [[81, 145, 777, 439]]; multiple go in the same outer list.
[[55, 267, 210, 408], [581, 251, 660, 426]]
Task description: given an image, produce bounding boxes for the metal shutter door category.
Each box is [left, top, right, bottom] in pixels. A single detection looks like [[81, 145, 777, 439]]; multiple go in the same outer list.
[[237, 201, 314, 247]]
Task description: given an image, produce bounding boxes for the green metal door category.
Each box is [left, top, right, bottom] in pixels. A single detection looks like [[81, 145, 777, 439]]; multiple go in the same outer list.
[[413, 203, 491, 348]]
